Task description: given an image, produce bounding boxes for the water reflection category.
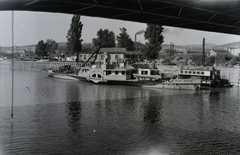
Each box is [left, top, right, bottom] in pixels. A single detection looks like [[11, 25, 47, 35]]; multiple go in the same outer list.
[[142, 96, 163, 124], [209, 90, 220, 103], [3, 66, 240, 154], [65, 101, 82, 132]]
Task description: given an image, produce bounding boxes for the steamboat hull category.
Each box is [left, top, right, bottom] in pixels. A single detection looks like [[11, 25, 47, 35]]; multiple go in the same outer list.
[[72, 75, 201, 90], [200, 79, 233, 89], [142, 84, 200, 90]]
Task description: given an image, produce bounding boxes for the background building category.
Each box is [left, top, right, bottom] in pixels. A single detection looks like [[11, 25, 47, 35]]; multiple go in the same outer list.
[[209, 49, 230, 57], [227, 48, 240, 56], [79, 47, 142, 63]]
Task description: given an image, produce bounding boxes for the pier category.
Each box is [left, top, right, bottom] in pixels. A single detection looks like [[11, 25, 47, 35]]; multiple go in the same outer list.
[[10, 61, 81, 72]]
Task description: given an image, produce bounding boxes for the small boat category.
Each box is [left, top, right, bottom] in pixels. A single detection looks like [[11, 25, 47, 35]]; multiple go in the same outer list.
[[142, 78, 201, 90], [48, 65, 79, 81], [133, 68, 201, 90]]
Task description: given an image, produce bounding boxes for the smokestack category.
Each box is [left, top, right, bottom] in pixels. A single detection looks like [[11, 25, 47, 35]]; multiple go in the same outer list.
[[170, 42, 174, 56], [135, 30, 145, 42], [202, 38, 205, 66]]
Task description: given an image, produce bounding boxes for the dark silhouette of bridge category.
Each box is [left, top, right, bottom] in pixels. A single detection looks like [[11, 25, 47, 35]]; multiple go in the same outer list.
[[1, 0, 240, 35]]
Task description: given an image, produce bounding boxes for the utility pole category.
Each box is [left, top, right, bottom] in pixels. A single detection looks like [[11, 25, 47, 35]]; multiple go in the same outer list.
[[11, 11, 14, 118]]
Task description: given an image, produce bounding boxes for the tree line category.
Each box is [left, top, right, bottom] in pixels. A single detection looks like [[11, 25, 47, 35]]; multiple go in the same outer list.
[[35, 15, 164, 60]]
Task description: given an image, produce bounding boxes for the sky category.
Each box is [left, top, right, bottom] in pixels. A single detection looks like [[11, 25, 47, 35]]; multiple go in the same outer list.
[[0, 11, 240, 47]]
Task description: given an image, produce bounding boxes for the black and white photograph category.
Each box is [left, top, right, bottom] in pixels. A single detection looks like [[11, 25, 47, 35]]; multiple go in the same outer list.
[[1, 0, 240, 154]]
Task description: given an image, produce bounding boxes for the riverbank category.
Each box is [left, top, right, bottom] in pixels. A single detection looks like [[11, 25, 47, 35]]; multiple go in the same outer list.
[[3, 60, 240, 86]]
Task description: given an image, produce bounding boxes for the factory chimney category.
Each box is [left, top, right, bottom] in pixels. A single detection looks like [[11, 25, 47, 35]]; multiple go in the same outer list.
[[135, 30, 145, 42], [202, 38, 205, 66]]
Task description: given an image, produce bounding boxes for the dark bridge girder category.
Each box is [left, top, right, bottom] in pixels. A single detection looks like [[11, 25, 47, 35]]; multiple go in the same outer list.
[[1, 0, 240, 35]]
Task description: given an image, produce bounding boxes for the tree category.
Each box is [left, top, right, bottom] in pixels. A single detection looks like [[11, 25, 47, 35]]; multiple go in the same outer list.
[[66, 15, 83, 62], [35, 39, 58, 58], [45, 39, 58, 58], [35, 40, 47, 57], [144, 24, 164, 59], [189, 55, 203, 66], [116, 27, 135, 51], [82, 43, 94, 53], [92, 29, 116, 47], [205, 56, 216, 66]]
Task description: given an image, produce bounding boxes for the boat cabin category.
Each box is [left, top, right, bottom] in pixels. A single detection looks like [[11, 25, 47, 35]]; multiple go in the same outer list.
[[133, 68, 162, 81], [137, 68, 161, 76], [103, 68, 137, 81], [179, 66, 221, 80]]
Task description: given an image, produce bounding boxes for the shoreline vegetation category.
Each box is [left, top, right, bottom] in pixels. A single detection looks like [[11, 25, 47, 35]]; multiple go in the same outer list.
[[2, 60, 239, 86]]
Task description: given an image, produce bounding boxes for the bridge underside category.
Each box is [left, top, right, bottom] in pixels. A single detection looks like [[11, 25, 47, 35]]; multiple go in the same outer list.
[[1, 0, 240, 35]]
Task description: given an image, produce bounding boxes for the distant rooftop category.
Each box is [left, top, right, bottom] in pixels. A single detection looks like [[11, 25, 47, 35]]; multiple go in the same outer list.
[[211, 49, 230, 54], [99, 48, 127, 54]]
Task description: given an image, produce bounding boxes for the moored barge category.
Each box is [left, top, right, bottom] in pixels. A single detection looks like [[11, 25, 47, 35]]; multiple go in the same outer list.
[[178, 66, 233, 88]]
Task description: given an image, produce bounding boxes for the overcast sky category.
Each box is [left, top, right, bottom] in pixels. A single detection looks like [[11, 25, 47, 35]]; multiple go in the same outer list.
[[0, 11, 240, 47]]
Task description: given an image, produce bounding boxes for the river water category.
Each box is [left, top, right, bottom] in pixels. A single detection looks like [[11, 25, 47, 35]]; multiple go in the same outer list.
[[1, 62, 240, 155]]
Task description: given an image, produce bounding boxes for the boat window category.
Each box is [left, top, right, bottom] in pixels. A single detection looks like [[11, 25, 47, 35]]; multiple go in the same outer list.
[[115, 55, 118, 59], [101, 55, 104, 60], [197, 72, 200, 74], [115, 71, 118, 75], [185, 71, 188, 73], [106, 71, 111, 75], [132, 70, 137, 74], [193, 71, 196, 74], [84, 55, 87, 59], [92, 74, 96, 77], [97, 74, 102, 78], [122, 71, 125, 75], [201, 72, 204, 75], [127, 71, 130, 75], [151, 71, 155, 75], [180, 71, 183, 73], [189, 71, 192, 74]]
